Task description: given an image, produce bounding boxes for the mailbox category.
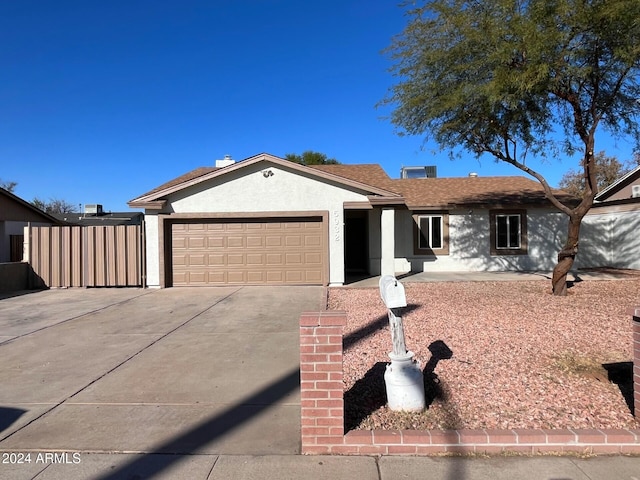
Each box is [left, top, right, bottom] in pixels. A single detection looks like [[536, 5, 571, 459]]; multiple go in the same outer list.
[[379, 275, 407, 309]]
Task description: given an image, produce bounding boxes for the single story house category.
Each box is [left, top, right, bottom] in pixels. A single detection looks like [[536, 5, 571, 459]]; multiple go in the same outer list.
[[0, 187, 61, 263], [578, 165, 640, 270], [129, 153, 577, 287]]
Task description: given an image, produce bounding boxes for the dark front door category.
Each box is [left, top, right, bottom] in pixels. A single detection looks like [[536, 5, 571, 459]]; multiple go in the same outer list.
[[344, 211, 369, 274]]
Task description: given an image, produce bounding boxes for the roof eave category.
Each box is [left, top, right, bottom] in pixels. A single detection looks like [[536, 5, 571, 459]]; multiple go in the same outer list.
[[127, 200, 167, 210], [367, 196, 406, 206]]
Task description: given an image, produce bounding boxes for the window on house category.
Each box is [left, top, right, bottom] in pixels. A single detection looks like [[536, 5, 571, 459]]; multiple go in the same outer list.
[[418, 215, 443, 249], [496, 214, 520, 249], [490, 210, 527, 255], [413, 212, 449, 255]]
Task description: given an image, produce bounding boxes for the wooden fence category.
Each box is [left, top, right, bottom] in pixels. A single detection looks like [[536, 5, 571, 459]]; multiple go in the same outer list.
[[24, 225, 145, 287]]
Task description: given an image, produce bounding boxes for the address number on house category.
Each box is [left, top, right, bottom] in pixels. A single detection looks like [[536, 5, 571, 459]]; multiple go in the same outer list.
[[332, 211, 341, 242]]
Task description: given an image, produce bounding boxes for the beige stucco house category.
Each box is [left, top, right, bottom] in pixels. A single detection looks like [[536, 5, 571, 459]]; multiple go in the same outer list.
[[128, 153, 578, 287], [129, 154, 566, 287]]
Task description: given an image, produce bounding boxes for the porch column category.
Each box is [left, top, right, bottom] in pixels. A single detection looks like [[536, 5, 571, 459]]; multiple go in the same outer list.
[[380, 208, 395, 277]]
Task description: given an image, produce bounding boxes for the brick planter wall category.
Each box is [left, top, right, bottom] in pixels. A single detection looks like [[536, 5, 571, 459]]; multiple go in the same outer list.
[[632, 307, 640, 420], [300, 310, 640, 455]]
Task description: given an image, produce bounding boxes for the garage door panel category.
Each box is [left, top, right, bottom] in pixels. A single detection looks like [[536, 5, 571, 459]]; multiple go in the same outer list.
[[227, 236, 244, 248], [171, 218, 325, 286], [247, 271, 264, 282], [285, 235, 302, 246], [305, 235, 321, 246], [208, 254, 225, 265], [246, 253, 264, 265], [227, 271, 245, 283], [286, 253, 302, 264], [208, 271, 226, 283], [305, 253, 322, 264], [246, 236, 264, 247], [266, 253, 283, 265], [207, 237, 224, 248], [265, 236, 283, 247], [266, 271, 284, 282], [227, 254, 245, 265]]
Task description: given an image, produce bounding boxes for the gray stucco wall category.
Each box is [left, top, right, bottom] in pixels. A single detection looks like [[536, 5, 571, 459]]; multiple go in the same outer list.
[[579, 209, 640, 270], [393, 208, 567, 273]]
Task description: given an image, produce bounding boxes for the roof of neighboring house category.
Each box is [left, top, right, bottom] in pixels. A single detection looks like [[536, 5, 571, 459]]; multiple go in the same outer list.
[[52, 212, 144, 226], [128, 153, 576, 210], [595, 164, 640, 203], [0, 188, 62, 224]]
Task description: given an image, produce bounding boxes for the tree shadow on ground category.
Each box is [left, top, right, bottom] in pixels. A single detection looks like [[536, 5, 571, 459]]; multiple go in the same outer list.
[[602, 361, 634, 415], [343, 340, 455, 432]]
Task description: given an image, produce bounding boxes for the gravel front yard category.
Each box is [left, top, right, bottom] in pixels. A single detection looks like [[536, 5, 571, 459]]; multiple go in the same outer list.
[[328, 278, 640, 432]]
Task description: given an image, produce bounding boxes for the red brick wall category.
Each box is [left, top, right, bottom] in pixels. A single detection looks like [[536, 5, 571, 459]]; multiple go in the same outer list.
[[632, 308, 640, 420], [300, 310, 640, 455]]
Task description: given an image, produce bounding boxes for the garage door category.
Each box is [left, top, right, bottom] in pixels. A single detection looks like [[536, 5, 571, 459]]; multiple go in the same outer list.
[[171, 218, 325, 285]]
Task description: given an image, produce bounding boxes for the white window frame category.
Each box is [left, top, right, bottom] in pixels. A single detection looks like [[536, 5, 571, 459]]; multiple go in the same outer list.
[[417, 214, 444, 250], [495, 214, 521, 249]]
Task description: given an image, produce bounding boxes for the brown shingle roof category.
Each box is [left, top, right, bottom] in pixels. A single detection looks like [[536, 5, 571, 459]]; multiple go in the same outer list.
[[310, 165, 573, 208], [130, 158, 574, 209], [306, 164, 399, 192], [137, 167, 219, 199], [391, 176, 575, 208]]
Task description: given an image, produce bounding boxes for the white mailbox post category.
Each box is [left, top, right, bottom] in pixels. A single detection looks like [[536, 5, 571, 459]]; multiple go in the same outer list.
[[379, 275, 426, 412]]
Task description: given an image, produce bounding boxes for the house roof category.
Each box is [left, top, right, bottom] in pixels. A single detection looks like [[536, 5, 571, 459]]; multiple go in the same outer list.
[[128, 153, 402, 209], [138, 166, 220, 199], [0, 187, 62, 224], [595, 164, 640, 202], [128, 153, 574, 210], [390, 176, 575, 209], [307, 164, 399, 192]]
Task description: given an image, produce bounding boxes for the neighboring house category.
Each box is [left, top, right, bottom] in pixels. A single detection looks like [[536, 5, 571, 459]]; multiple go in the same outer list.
[[0, 188, 61, 263], [51, 204, 143, 226], [129, 153, 577, 287], [578, 165, 640, 270]]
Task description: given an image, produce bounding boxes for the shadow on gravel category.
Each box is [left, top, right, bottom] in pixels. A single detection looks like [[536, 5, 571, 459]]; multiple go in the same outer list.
[[603, 361, 635, 415], [423, 340, 453, 406], [343, 339, 455, 432], [344, 362, 388, 431], [343, 304, 421, 352]]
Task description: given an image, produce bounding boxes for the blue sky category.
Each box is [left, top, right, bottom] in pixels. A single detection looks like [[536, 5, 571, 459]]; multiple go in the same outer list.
[[1, 1, 637, 212]]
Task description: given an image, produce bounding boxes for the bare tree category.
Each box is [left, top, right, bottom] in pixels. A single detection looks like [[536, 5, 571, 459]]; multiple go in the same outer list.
[[32, 197, 76, 214], [0, 179, 18, 193], [558, 151, 640, 197]]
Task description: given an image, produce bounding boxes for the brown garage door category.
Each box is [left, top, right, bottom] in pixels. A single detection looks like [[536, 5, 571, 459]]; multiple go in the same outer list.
[[171, 218, 325, 285]]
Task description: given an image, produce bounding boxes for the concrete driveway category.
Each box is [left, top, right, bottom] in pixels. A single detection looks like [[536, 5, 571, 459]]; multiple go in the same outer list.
[[0, 286, 325, 457]]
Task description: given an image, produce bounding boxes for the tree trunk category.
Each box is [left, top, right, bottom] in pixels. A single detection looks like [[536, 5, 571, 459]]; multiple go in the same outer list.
[[551, 215, 582, 296]]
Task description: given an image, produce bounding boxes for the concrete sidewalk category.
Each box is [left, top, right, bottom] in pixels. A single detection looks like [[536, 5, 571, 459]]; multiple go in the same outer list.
[[1, 452, 639, 479]]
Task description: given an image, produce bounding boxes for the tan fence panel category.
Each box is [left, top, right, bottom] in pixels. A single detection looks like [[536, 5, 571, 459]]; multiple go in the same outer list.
[[27, 224, 144, 288]]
